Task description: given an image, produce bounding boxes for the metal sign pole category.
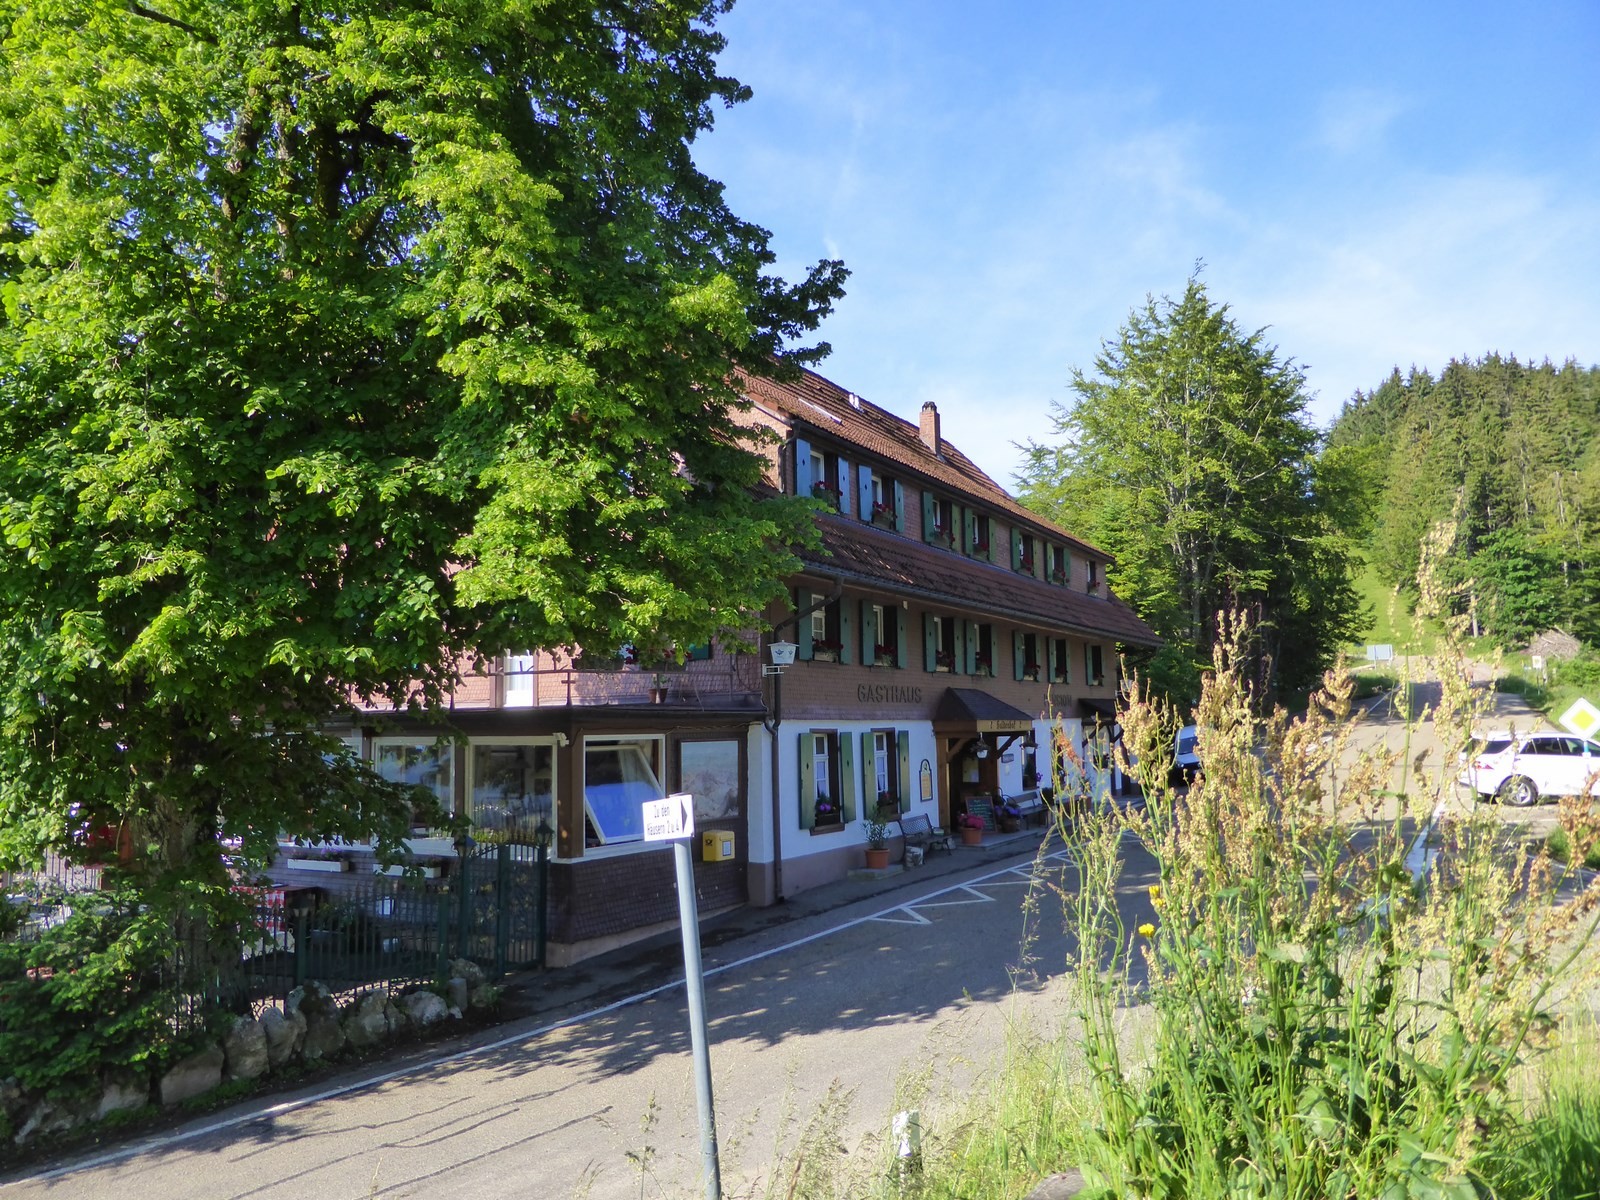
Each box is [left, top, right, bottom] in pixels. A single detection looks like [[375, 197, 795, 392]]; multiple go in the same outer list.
[[674, 837, 721, 1199]]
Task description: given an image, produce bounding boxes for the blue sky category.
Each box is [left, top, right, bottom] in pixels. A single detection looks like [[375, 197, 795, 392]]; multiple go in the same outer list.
[[694, 1, 1600, 485]]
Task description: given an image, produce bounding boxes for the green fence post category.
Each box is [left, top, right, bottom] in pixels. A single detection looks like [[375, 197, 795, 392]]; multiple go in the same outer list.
[[436, 890, 451, 978], [536, 842, 549, 969], [494, 844, 510, 979]]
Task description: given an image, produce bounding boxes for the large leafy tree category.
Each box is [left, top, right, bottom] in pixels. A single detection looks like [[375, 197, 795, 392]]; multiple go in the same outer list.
[[0, 1, 845, 898], [1018, 276, 1362, 703]]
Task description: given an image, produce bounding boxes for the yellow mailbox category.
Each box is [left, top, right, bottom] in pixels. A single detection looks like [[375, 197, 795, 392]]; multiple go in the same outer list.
[[701, 829, 736, 862]]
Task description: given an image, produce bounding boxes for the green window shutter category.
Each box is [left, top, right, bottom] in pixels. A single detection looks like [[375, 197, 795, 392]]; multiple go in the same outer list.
[[839, 600, 855, 665], [1048, 637, 1059, 682], [1014, 630, 1026, 681], [892, 480, 905, 532], [857, 464, 873, 522], [860, 731, 876, 809], [798, 730, 817, 830], [924, 613, 937, 672], [921, 491, 937, 542], [897, 731, 912, 812], [963, 506, 975, 554], [837, 458, 851, 517], [795, 439, 812, 496], [896, 607, 909, 669], [797, 590, 814, 660], [1060, 639, 1071, 684], [1011, 529, 1022, 571], [840, 734, 858, 824], [956, 619, 970, 675], [860, 599, 877, 664]]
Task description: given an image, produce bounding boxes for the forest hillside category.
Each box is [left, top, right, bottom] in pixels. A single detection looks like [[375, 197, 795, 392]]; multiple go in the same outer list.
[[1327, 355, 1600, 648]]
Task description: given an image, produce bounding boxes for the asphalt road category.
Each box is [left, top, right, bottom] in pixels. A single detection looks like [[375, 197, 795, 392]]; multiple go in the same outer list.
[[2, 837, 1163, 1200]]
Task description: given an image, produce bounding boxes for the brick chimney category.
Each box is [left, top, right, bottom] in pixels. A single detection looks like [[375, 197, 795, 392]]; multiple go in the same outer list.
[[919, 401, 941, 455]]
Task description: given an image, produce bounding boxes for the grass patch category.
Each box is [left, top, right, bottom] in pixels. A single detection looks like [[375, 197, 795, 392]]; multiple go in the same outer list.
[[1545, 828, 1600, 872]]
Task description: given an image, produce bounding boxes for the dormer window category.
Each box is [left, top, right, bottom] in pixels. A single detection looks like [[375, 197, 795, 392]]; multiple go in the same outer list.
[[809, 448, 845, 510], [860, 467, 902, 531], [968, 512, 991, 560], [1013, 530, 1037, 576], [924, 494, 958, 547], [1087, 559, 1102, 594], [1047, 545, 1069, 586]]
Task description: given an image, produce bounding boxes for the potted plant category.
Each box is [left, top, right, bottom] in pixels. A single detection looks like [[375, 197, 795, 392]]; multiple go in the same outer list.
[[957, 812, 984, 846], [862, 813, 891, 869], [996, 799, 1024, 833], [812, 637, 843, 662], [814, 794, 840, 826]]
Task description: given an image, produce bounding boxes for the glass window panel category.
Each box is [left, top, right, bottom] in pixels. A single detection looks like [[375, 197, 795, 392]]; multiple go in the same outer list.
[[681, 740, 741, 822], [470, 742, 554, 838], [584, 738, 663, 845]]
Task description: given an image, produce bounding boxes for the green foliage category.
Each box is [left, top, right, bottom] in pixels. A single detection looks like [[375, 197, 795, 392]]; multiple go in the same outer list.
[[0, 890, 187, 1101], [1060, 617, 1600, 1198], [1331, 355, 1600, 648], [0, 3, 843, 900], [1017, 274, 1363, 704]]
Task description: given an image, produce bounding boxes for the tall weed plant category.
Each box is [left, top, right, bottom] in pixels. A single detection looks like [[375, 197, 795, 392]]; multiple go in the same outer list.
[[1064, 613, 1600, 1199]]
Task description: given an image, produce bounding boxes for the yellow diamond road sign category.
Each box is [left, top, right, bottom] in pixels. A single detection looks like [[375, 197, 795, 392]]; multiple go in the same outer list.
[[1557, 698, 1600, 740]]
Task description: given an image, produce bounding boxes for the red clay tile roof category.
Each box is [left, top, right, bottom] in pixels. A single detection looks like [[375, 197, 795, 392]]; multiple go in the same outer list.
[[799, 513, 1160, 647], [740, 365, 1109, 560]]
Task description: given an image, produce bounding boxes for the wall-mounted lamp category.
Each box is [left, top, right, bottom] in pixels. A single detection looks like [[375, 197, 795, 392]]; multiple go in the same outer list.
[[1023, 731, 1038, 751], [974, 741, 991, 761], [764, 640, 797, 676]]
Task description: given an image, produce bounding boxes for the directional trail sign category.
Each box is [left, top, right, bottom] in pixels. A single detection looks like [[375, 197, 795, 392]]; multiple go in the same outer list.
[[643, 793, 695, 842]]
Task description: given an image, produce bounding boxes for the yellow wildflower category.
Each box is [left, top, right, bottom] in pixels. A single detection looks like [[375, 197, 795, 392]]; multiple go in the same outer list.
[[1138, 922, 1156, 938]]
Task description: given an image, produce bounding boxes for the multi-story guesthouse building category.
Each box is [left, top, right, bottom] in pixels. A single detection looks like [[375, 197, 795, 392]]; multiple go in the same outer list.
[[310, 367, 1157, 964]]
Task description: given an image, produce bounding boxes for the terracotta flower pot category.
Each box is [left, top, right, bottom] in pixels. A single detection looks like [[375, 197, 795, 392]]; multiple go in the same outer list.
[[959, 826, 983, 846], [865, 847, 890, 869]]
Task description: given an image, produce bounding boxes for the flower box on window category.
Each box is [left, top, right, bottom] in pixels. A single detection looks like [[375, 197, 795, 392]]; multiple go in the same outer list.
[[871, 501, 897, 525], [874, 643, 896, 667], [813, 795, 843, 828], [1053, 669, 1070, 683], [811, 481, 842, 504], [935, 650, 955, 672], [972, 538, 990, 554], [1023, 661, 1042, 681], [973, 652, 993, 676], [811, 637, 843, 661], [1050, 568, 1068, 584], [1017, 555, 1035, 574]]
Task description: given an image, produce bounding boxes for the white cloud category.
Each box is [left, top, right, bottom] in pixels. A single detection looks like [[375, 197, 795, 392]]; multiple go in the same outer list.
[[1315, 88, 1410, 155]]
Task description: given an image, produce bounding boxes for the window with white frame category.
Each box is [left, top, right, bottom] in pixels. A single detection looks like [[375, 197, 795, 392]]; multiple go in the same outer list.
[[873, 731, 892, 798], [503, 652, 535, 708], [371, 738, 455, 830], [468, 739, 555, 839], [1047, 545, 1069, 585], [583, 735, 665, 846], [804, 730, 844, 828]]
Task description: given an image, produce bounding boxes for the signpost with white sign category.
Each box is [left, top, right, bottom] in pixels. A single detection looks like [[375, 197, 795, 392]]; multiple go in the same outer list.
[[644, 794, 720, 1199]]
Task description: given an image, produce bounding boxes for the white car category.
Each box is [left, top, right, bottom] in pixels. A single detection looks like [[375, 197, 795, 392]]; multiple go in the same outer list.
[[1457, 731, 1600, 806]]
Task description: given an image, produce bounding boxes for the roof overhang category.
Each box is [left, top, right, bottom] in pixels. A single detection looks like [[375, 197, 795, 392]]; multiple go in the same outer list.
[[932, 687, 1036, 735]]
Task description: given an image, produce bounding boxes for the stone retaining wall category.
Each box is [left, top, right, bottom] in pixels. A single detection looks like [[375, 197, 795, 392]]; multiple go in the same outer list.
[[2, 959, 499, 1155]]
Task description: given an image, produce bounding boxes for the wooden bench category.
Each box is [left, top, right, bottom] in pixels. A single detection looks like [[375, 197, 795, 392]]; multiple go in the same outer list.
[[899, 813, 952, 859], [1010, 791, 1047, 827]]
